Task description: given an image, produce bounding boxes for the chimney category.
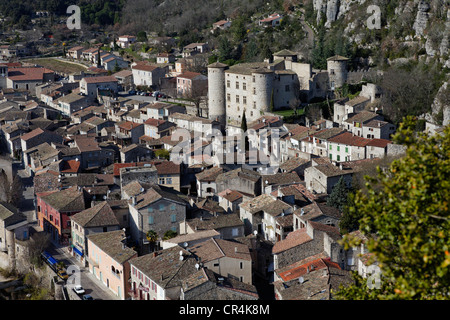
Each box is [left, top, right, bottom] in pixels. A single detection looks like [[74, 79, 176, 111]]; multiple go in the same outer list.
[[307, 266, 310, 273], [234, 247, 238, 253], [153, 252, 158, 258]]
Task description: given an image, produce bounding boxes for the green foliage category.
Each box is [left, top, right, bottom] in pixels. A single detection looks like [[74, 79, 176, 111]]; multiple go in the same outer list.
[[80, 0, 124, 26], [137, 31, 148, 42], [146, 230, 158, 243], [337, 117, 450, 299], [163, 230, 178, 240], [338, 192, 362, 235], [241, 110, 249, 152], [326, 176, 350, 212], [154, 149, 170, 160]]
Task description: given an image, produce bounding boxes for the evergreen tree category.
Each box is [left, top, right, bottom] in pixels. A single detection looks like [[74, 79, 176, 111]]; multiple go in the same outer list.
[[241, 110, 249, 152], [97, 49, 101, 67], [338, 192, 362, 234], [326, 176, 349, 211]]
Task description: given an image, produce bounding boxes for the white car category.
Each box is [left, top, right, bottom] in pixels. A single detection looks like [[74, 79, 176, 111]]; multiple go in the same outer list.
[[73, 285, 85, 295]]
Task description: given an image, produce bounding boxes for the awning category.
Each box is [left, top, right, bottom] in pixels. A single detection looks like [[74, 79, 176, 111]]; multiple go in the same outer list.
[[73, 246, 84, 257]]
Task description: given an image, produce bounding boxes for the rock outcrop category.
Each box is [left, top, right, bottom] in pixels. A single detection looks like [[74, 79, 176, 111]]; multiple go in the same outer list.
[[413, 0, 431, 37]]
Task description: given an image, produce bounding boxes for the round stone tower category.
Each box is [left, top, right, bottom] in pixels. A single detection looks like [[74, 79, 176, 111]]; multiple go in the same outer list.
[[207, 62, 228, 127], [327, 55, 349, 90], [252, 68, 275, 113]]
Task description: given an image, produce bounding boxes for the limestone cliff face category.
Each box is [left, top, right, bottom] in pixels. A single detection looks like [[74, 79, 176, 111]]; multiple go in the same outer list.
[[313, 0, 366, 27], [412, 0, 431, 37]]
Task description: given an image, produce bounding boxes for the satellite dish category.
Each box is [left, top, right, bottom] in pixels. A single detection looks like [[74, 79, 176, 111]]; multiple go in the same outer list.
[[253, 230, 258, 236], [195, 263, 200, 270], [179, 255, 184, 261], [183, 242, 188, 248], [299, 277, 304, 284], [179, 250, 183, 256]]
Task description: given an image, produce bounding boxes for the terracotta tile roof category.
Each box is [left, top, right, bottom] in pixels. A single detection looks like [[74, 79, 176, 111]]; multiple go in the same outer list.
[[195, 166, 223, 182], [218, 189, 243, 202], [87, 230, 137, 264], [272, 228, 313, 254], [262, 172, 301, 186], [239, 194, 275, 214], [366, 138, 392, 148], [327, 131, 371, 147], [74, 136, 101, 152], [37, 186, 86, 212], [71, 201, 119, 228], [20, 127, 44, 141], [216, 167, 260, 183], [8, 67, 54, 81], [132, 62, 159, 72], [344, 95, 370, 107], [278, 255, 338, 282], [117, 121, 142, 131], [189, 238, 251, 263], [60, 160, 81, 173], [82, 75, 118, 84], [134, 185, 186, 210], [144, 118, 166, 127], [262, 199, 292, 216], [344, 111, 378, 124], [177, 71, 204, 80], [130, 246, 197, 289]]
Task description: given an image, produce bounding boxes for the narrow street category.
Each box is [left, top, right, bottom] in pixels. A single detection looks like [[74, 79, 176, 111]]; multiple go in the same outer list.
[[48, 245, 120, 300]]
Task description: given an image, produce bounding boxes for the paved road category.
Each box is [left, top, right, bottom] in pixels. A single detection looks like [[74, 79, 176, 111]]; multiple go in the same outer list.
[[49, 245, 120, 300]]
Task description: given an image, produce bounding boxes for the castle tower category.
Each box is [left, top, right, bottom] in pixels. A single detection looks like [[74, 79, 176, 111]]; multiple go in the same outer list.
[[327, 55, 349, 90], [252, 68, 275, 113], [207, 62, 228, 127]]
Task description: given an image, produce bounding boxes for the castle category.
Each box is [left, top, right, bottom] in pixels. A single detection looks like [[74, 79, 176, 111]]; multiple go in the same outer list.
[[207, 50, 349, 126]]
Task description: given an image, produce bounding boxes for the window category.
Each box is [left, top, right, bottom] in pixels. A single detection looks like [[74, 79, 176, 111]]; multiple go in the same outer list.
[[166, 177, 172, 184], [252, 75, 255, 82], [253, 101, 256, 109], [329, 154, 332, 160], [148, 216, 154, 225], [242, 82, 247, 90], [159, 204, 165, 211], [170, 204, 176, 211], [236, 82, 239, 89], [337, 155, 340, 162], [253, 87, 256, 95], [148, 207, 154, 213], [240, 262, 244, 269], [345, 147, 349, 153], [236, 95, 239, 103], [243, 96, 247, 104], [232, 228, 239, 237], [159, 177, 165, 184], [227, 93, 230, 102], [50, 215, 53, 222], [171, 214, 177, 223], [227, 80, 230, 88], [329, 145, 332, 150], [337, 146, 340, 152]]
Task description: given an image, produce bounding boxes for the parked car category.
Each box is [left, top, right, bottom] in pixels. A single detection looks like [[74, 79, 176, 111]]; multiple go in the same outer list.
[[152, 91, 161, 97], [128, 90, 136, 95], [73, 285, 85, 295], [82, 294, 94, 300], [57, 269, 69, 280]]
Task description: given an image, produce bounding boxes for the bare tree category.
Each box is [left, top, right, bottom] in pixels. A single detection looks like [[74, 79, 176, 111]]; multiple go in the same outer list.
[[0, 170, 23, 207], [27, 232, 51, 266]]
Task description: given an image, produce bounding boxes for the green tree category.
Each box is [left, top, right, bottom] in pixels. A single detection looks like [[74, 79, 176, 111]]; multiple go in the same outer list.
[[336, 116, 450, 299], [326, 176, 350, 211], [218, 36, 233, 62], [163, 230, 178, 240], [240, 110, 249, 152], [269, 89, 275, 112], [338, 192, 362, 235], [230, 15, 247, 43], [146, 230, 158, 251], [154, 149, 170, 160], [137, 31, 147, 42]]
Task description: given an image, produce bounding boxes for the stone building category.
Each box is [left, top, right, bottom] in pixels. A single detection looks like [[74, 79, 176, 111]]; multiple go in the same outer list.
[[128, 186, 187, 251]]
